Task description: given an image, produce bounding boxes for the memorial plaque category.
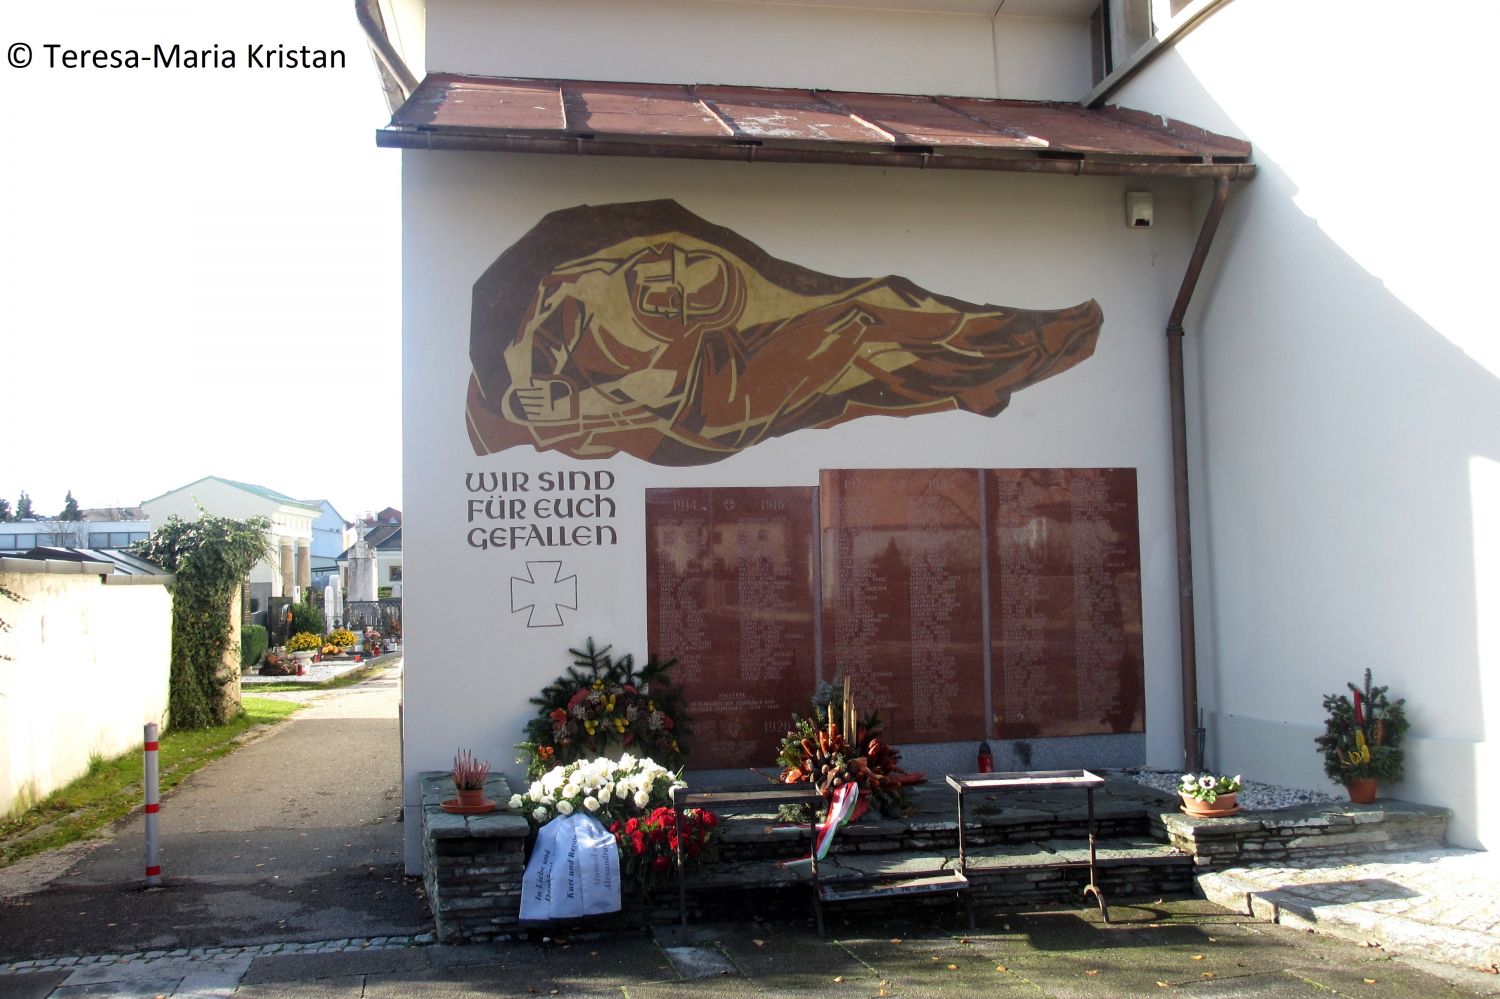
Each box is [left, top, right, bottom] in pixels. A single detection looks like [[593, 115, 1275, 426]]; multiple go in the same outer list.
[[820, 469, 987, 744], [646, 487, 817, 769], [986, 468, 1144, 738]]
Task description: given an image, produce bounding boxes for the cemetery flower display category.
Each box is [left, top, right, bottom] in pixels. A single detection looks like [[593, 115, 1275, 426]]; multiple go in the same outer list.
[[775, 678, 918, 820], [512, 754, 681, 825], [609, 806, 718, 901], [1178, 772, 1241, 803], [508, 754, 718, 902], [286, 631, 322, 653], [516, 639, 690, 780], [327, 628, 358, 648], [1315, 668, 1409, 784]]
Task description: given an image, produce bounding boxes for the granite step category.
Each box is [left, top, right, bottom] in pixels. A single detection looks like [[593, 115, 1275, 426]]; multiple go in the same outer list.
[[1152, 798, 1451, 869], [678, 835, 1195, 924]]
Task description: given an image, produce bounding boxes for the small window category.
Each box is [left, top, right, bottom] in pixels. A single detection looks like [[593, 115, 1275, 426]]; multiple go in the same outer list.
[[389, 565, 403, 581]]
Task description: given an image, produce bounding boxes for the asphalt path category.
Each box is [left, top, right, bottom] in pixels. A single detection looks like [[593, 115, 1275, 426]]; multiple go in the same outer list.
[[0, 663, 427, 962]]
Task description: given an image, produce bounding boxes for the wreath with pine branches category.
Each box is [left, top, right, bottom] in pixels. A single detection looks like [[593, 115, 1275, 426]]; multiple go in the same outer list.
[[516, 638, 690, 780]]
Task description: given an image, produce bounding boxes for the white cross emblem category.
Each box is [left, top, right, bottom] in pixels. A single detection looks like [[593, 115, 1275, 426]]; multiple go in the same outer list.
[[510, 561, 578, 628]]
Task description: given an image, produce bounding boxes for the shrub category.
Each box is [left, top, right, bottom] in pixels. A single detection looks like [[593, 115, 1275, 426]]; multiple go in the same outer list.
[[131, 513, 272, 729], [240, 624, 269, 669], [287, 631, 322, 652], [289, 600, 325, 638]]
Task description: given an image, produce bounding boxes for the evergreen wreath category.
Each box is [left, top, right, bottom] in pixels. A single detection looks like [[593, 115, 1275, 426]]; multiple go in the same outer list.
[[516, 638, 690, 780]]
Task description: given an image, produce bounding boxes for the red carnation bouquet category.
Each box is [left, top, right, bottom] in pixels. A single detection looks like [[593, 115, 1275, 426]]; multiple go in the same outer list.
[[609, 806, 718, 901]]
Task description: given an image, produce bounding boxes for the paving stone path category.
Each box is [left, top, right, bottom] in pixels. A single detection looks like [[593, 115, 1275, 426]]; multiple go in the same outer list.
[[4, 900, 1498, 997], [1199, 846, 1500, 974]]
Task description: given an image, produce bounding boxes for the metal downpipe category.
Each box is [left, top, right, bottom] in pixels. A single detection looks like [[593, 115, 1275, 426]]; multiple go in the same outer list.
[[355, 0, 418, 103], [1169, 174, 1231, 773]]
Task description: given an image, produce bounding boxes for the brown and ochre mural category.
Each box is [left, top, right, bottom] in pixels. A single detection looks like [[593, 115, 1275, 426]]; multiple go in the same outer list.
[[467, 200, 1103, 465]]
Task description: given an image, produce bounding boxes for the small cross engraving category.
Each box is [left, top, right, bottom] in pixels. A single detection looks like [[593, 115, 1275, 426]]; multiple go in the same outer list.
[[510, 561, 578, 628]]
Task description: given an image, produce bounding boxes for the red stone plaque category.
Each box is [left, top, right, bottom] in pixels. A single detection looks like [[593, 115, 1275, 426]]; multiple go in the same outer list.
[[986, 468, 1145, 738], [646, 487, 817, 768], [820, 469, 987, 744]]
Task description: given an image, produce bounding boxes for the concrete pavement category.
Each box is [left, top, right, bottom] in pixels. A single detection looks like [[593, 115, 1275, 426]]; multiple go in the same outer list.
[[0, 662, 426, 963], [3, 898, 1498, 997]]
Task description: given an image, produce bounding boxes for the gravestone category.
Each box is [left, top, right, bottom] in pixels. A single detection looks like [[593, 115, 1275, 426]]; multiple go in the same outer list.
[[348, 541, 378, 603]]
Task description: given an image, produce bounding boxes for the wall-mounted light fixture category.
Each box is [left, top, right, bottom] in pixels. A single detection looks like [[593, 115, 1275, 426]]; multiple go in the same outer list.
[[1125, 190, 1154, 228]]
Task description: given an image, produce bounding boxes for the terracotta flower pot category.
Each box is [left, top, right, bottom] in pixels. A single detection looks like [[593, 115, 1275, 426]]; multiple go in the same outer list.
[[1345, 778, 1377, 804], [1181, 791, 1239, 818], [456, 787, 485, 807]]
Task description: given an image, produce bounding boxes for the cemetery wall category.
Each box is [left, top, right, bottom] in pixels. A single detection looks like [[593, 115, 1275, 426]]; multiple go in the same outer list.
[[0, 566, 172, 818]]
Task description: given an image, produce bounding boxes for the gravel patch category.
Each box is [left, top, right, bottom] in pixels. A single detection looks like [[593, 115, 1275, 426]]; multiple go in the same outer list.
[[1109, 768, 1339, 811]]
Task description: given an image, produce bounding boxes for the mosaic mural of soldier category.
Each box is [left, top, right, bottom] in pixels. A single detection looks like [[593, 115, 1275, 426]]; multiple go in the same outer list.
[[467, 200, 1103, 466]]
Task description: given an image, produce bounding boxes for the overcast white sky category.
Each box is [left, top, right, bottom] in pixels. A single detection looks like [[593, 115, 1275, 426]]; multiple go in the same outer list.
[[2, 1, 401, 524]]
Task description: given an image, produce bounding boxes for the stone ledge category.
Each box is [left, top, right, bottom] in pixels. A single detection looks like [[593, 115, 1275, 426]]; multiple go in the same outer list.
[[1154, 799, 1449, 870], [420, 770, 531, 943]]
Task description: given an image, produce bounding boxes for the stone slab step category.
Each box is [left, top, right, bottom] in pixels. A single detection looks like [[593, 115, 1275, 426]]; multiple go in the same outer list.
[[818, 871, 969, 903], [1197, 848, 1500, 972]]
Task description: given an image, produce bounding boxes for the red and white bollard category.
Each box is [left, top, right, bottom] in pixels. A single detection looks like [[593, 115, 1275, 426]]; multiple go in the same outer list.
[[144, 722, 161, 886]]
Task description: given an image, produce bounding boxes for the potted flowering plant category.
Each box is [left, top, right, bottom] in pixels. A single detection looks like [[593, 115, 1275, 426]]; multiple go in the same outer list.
[[1178, 772, 1242, 817], [287, 631, 321, 656], [1315, 668, 1408, 803], [325, 628, 357, 655], [447, 748, 493, 813], [516, 639, 689, 780], [286, 632, 321, 674]]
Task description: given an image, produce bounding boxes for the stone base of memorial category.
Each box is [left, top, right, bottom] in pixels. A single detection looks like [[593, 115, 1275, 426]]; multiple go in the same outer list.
[[415, 771, 1454, 942], [420, 771, 531, 943], [1153, 798, 1450, 869]]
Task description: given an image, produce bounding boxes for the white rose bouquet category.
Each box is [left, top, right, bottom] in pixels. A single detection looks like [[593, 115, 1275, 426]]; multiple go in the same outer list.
[[507, 754, 682, 827]]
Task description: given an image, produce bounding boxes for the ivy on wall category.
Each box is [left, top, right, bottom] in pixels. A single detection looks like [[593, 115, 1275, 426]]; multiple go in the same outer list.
[[132, 513, 271, 729]]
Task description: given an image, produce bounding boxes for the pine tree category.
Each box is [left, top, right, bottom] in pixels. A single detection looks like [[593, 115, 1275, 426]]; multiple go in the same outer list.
[[14, 491, 33, 519], [60, 490, 81, 521], [0, 498, 11, 522]]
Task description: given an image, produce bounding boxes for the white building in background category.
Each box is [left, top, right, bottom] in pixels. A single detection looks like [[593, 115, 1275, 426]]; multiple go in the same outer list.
[[141, 477, 322, 615], [368, 0, 1500, 869], [0, 508, 152, 553]]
